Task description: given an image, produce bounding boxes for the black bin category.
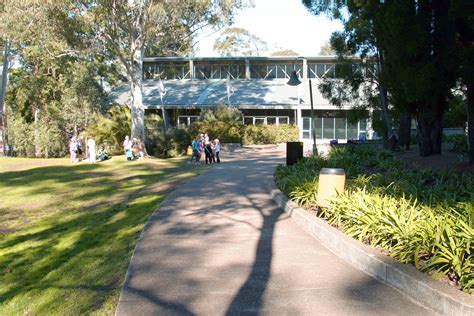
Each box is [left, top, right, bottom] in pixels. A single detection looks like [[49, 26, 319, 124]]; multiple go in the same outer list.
[[286, 142, 303, 165]]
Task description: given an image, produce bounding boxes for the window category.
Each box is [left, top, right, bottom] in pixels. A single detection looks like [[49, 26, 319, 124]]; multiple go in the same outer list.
[[178, 116, 198, 127], [335, 117, 346, 139], [244, 117, 253, 125], [323, 115, 335, 139], [278, 117, 289, 125], [254, 117, 265, 125], [267, 117, 276, 125]]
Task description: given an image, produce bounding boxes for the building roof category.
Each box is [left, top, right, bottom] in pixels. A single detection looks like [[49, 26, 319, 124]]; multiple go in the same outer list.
[[111, 79, 351, 110]]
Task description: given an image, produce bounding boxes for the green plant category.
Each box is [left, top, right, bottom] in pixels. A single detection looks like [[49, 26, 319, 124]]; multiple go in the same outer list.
[[275, 145, 474, 293]]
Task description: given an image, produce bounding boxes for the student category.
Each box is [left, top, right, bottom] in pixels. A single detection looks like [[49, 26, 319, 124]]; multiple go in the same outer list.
[[214, 138, 221, 163], [204, 140, 213, 164], [87, 136, 96, 163], [191, 135, 201, 165], [97, 145, 111, 161], [123, 136, 133, 161], [69, 137, 78, 163]]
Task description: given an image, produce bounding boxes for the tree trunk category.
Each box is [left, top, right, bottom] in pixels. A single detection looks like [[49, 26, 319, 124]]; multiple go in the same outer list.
[[0, 40, 8, 115], [34, 105, 41, 158], [398, 110, 412, 150], [416, 98, 444, 156], [377, 48, 392, 149], [467, 83, 474, 164]]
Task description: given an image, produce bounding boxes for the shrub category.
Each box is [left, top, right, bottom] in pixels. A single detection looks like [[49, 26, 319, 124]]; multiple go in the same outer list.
[[86, 105, 131, 154], [443, 134, 468, 153], [145, 127, 192, 158], [275, 145, 474, 293], [242, 124, 299, 145]]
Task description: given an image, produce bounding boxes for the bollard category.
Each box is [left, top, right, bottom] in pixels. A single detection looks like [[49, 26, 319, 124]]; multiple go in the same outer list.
[[317, 168, 346, 208]]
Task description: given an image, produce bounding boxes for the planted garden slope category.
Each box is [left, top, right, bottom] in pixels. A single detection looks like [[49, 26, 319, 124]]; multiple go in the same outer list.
[[275, 146, 473, 293], [0, 157, 200, 315]]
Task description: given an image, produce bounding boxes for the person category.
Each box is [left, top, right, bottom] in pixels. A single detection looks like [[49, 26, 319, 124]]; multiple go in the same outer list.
[[77, 136, 84, 161], [204, 140, 213, 164], [69, 137, 78, 163], [123, 136, 133, 161], [204, 133, 209, 144], [87, 136, 96, 163], [214, 138, 221, 163], [97, 145, 111, 161], [191, 135, 201, 165]]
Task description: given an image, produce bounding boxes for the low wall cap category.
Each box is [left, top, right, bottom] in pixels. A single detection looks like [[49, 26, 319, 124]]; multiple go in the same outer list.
[[320, 168, 345, 175]]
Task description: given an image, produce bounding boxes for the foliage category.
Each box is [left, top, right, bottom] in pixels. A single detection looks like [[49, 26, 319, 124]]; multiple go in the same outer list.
[[444, 134, 468, 154], [0, 156, 200, 314], [146, 126, 192, 158], [86, 105, 131, 154], [214, 27, 268, 56], [444, 95, 468, 128], [275, 145, 474, 292], [191, 120, 242, 144], [242, 124, 299, 145], [270, 49, 299, 56]]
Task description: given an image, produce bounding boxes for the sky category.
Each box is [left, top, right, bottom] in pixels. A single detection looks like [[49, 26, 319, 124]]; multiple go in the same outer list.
[[193, 0, 344, 57]]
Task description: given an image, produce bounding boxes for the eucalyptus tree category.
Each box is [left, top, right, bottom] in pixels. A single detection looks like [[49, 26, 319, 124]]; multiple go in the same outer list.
[[0, 0, 108, 157], [214, 27, 268, 56], [79, 0, 246, 145]]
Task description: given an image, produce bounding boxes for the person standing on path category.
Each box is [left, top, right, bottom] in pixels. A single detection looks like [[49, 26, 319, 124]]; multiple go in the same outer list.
[[123, 136, 133, 161], [87, 136, 96, 163], [204, 141, 213, 164], [214, 138, 221, 163]]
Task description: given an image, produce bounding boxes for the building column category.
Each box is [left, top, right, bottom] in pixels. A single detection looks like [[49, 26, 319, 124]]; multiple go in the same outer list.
[[297, 107, 302, 141], [245, 59, 250, 80], [302, 58, 307, 79], [189, 59, 194, 80]]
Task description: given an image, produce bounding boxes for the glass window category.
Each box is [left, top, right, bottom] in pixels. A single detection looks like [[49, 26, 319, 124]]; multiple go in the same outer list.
[[278, 117, 289, 125], [323, 116, 335, 139], [276, 65, 286, 78], [347, 122, 358, 140], [335, 117, 346, 139], [189, 116, 198, 124], [267, 117, 276, 125], [255, 117, 265, 125], [316, 64, 326, 77], [359, 119, 367, 131], [266, 65, 276, 79], [303, 117, 310, 130], [302, 131, 310, 139], [244, 117, 253, 125], [315, 117, 322, 139], [178, 117, 188, 126]]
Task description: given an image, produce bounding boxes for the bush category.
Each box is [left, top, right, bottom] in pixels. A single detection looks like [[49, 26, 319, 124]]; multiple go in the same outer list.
[[86, 105, 131, 154], [191, 121, 242, 143], [443, 134, 468, 153], [275, 145, 474, 293], [145, 127, 192, 158], [242, 124, 299, 145]]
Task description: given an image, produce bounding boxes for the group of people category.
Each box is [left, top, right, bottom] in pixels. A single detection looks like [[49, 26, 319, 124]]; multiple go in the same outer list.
[[190, 133, 221, 165], [69, 136, 111, 163], [123, 136, 145, 161]]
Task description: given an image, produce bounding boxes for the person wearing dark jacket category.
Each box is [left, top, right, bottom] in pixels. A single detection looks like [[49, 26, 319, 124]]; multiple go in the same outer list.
[[204, 141, 213, 164]]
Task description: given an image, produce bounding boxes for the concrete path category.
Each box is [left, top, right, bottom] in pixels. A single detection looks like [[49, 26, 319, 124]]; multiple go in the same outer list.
[[116, 145, 433, 315]]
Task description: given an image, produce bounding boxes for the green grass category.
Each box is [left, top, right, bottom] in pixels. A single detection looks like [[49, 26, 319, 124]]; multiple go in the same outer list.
[[0, 156, 203, 315]]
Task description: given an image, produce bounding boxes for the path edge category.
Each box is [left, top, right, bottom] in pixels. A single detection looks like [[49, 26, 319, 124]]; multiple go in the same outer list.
[[267, 177, 474, 316]]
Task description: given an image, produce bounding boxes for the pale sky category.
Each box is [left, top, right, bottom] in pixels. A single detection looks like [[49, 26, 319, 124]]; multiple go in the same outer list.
[[194, 0, 343, 57]]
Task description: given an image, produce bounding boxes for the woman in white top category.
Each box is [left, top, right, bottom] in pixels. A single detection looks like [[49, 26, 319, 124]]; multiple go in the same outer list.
[[87, 136, 96, 163]]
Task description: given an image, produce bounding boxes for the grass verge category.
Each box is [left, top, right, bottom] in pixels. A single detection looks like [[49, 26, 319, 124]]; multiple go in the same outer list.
[[0, 156, 203, 315]]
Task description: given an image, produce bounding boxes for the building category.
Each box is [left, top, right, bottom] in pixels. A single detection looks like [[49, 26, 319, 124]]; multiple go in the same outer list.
[[113, 56, 372, 143]]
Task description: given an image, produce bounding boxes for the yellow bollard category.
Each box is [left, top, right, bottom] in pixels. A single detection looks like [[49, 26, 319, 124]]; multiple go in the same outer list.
[[317, 168, 346, 208], [186, 146, 193, 156]]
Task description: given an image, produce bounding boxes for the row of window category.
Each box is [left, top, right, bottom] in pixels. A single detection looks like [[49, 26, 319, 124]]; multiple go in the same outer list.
[[143, 62, 360, 80], [177, 116, 290, 126], [301, 117, 368, 140]]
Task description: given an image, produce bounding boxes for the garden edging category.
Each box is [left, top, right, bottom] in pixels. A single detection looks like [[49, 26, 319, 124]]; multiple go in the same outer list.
[[267, 177, 474, 316]]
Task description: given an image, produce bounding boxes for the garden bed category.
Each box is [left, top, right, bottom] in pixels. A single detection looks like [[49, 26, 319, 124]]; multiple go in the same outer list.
[[274, 145, 473, 294]]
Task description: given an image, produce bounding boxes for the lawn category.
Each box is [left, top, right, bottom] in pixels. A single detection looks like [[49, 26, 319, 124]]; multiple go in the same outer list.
[[0, 156, 203, 315]]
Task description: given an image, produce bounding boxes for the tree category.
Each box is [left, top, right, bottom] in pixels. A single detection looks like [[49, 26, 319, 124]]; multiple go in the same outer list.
[[319, 41, 335, 56], [303, 0, 459, 157], [83, 0, 245, 146], [214, 27, 268, 56], [270, 49, 299, 56], [451, 0, 474, 163]]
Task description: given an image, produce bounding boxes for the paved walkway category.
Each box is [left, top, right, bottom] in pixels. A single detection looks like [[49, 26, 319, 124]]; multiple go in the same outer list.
[[116, 145, 432, 315]]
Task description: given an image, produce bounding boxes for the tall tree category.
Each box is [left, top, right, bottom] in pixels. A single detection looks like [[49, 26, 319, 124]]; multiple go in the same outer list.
[[451, 0, 474, 163], [82, 0, 245, 145], [214, 27, 268, 56]]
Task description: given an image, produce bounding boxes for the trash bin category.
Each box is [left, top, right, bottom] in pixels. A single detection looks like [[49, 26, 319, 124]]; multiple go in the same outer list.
[[286, 142, 303, 165], [317, 168, 346, 208]]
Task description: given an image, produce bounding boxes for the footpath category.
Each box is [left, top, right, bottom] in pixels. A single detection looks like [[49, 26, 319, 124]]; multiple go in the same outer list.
[[116, 145, 433, 315]]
